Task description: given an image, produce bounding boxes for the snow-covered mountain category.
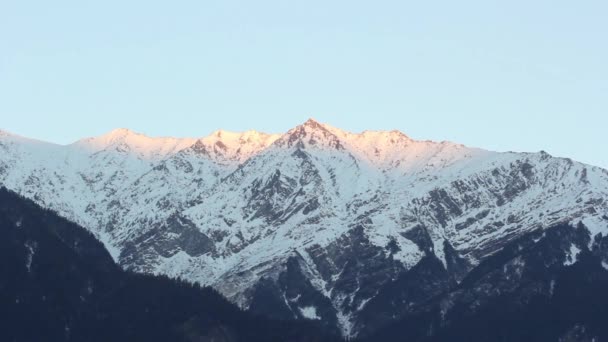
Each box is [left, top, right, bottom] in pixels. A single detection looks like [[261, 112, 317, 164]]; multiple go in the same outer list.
[[1, 119, 607, 337]]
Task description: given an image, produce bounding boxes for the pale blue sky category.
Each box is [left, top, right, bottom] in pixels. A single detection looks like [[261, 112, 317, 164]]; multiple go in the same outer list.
[[1, 1, 607, 168]]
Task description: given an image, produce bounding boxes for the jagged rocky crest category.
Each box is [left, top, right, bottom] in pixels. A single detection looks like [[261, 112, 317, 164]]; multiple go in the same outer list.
[[1, 119, 607, 337]]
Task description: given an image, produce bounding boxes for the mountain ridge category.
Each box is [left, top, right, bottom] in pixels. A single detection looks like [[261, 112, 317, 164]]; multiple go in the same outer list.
[[1, 119, 607, 337], [0, 118, 477, 161]]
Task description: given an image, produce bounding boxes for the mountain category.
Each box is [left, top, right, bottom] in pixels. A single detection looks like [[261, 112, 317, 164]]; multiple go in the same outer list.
[[361, 221, 608, 341], [0, 187, 341, 342], [1, 119, 607, 337]]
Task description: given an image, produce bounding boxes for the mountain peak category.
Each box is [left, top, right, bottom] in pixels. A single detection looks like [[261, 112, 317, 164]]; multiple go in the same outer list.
[[0, 129, 59, 147], [303, 117, 322, 127], [103, 128, 143, 140], [0, 129, 18, 141], [79, 128, 149, 147], [193, 129, 281, 163], [277, 118, 344, 149], [72, 128, 196, 160], [211, 129, 226, 138], [109, 127, 134, 134], [300, 118, 342, 133]]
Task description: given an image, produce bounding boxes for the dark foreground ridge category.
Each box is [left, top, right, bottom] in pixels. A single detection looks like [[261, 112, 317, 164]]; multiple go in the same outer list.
[[0, 187, 342, 342]]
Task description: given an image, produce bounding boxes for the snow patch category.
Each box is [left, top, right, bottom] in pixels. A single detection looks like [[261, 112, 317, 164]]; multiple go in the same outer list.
[[25, 241, 36, 272], [336, 311, 354, 338], [357, 297, 371, 311], [299, 306, 320, 320], [579, 217, 608, 243], [549, 279, 556, 297], [564, 244, 581, 266]]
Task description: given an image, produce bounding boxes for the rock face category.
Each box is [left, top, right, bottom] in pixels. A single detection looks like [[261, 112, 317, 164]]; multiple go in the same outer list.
[[1, 119, 607, 337], [362, 222, 608, 342]]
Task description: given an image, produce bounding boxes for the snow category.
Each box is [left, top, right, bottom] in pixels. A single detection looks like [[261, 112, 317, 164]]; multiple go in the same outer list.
[[71, 128, 198, 160], [336, 310, 355, 338], [1, 118, 608, 336], [25, 241, 36, 272], [564, 244, 581, 266], [579, 217, 608, 241], [299, 306, 320, 320]]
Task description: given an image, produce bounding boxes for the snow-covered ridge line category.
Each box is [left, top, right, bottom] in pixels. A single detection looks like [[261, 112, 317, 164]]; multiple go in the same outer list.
[[3, 119, 606, 172], [2, 118, 490, 165]]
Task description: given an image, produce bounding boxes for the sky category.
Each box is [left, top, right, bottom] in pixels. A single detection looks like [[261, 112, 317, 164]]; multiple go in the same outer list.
[[1, 0, 607, 168]]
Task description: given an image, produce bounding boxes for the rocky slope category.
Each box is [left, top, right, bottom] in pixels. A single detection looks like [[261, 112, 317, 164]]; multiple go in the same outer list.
[[1, 119, 607, 337], [0, 187, 341, 342], [361, 221, 608, 341]]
